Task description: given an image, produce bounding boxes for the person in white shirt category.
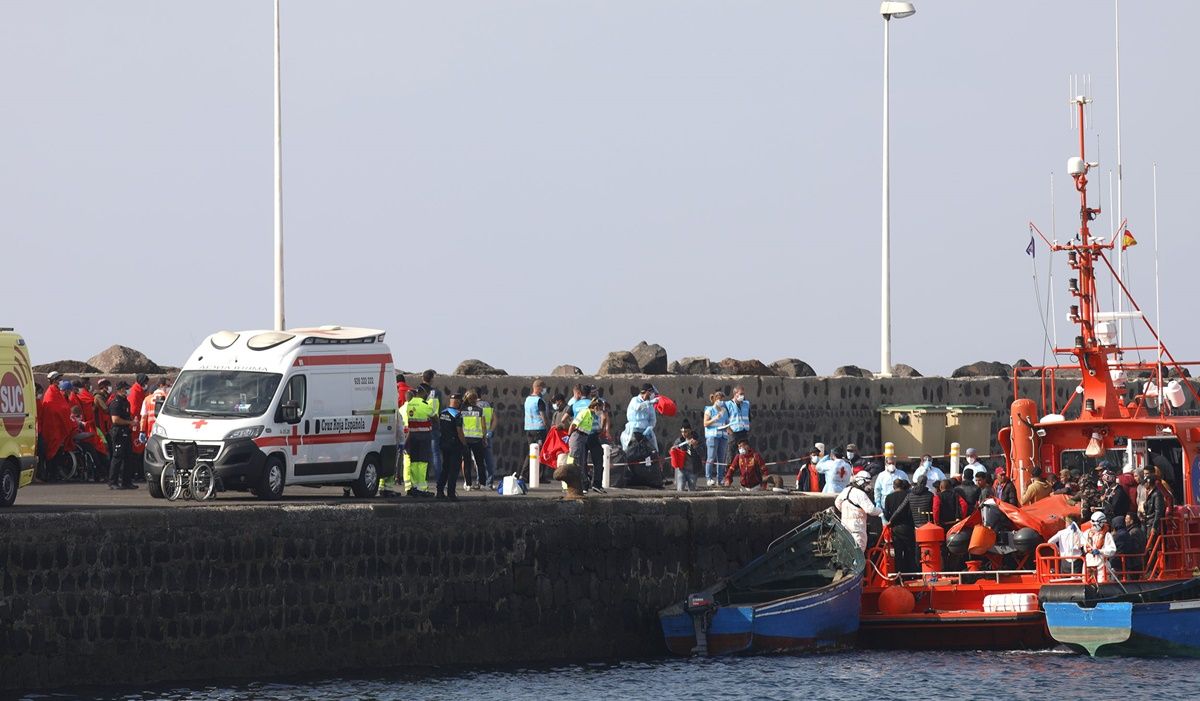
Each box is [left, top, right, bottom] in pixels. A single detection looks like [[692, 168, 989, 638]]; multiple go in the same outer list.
[[1047, 514, 1085, 574], [912, 455, 946, 492]]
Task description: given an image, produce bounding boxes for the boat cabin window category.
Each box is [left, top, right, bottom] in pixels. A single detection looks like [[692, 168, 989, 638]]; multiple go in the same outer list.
[[1057, 448, 1126, 476]]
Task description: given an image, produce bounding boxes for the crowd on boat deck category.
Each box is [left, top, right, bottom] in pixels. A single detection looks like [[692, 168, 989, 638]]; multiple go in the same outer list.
[[831, 448, 1175, 576]]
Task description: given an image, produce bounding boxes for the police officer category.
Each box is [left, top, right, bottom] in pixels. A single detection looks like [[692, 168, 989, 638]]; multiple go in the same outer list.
[[106, 381, 136, 490], [477, 392, 498, 488], [437, 393, 466, 500], [461, 391, 489, 490]]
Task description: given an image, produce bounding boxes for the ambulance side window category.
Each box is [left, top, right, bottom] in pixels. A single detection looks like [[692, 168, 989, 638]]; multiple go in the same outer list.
[[278, 375, 307, 421]]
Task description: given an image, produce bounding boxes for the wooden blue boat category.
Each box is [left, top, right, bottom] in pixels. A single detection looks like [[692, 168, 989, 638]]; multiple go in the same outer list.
[[1043, 577, 1200, 657], [659, 510, 864, 656]]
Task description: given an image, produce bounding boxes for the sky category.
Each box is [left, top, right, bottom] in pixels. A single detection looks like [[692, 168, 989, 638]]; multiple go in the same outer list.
[[3, 1, 1197, 376]]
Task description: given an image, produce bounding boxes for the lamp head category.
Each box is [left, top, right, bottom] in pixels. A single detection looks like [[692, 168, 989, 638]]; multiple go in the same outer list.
[[880, 2, 916, 19]]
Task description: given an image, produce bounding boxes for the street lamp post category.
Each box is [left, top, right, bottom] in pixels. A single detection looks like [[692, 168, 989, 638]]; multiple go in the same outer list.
[[273, 0, 285, 331], [879, 1, 915, 377]]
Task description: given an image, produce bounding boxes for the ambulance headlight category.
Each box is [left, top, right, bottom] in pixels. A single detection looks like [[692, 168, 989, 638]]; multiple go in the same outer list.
[[153, 423, 168, 438], [224, 426, 265, 441]]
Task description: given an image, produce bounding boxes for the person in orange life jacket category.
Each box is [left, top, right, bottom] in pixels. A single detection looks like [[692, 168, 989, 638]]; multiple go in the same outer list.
[[138, 378, 170, 443], [796, 448, 824, 492], [107, 382, 137, 490], [1084, 511, 1118, 583], [724, 439, 781, 491]]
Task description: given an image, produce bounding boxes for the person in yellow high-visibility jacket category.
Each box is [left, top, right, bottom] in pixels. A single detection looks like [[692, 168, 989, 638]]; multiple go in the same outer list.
[[403, 384, 437, 497]]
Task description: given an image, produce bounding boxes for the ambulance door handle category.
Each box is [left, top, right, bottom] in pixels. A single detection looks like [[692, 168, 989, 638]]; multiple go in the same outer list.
[[304, 419, 310, 435]]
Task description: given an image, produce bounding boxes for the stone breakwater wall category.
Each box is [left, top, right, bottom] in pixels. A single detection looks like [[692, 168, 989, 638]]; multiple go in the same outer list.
[[0, 495, 831, 691], [439, 375, 1083, 472]]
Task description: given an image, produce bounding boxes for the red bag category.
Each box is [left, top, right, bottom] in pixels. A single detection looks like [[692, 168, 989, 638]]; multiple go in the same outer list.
[[655, 395, 677, 417], [669, 446, 687, 469]]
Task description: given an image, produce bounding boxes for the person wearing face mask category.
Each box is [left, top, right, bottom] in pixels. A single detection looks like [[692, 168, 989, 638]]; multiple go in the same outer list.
[[621, 383, 661, 454], [723, 439, 776, 491], [1099, 464, 1131, 524], [796, 449, 824, 492], [845, 443, 866, 470], [1083, 511, 1118, 583], [961, 448, 988, 482], [702, 391, 730, 487], [835, 471, 882, 551], [723, 386, 751, 446], [912, 454, 945, 494], [820, 447, 853, 494], [1048, 513, 1085, 574], [550, 393, 571, 429], [873, 457, 909, 520], [994, 467, 1019, 505]]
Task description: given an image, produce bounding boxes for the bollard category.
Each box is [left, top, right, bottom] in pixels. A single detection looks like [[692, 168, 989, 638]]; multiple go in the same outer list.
[[949, 442, 961, 477], [602, 444, 614, 490], [529, 443, 540, 489], [883, 441, 895, 459], [560, 454, 568, 490]]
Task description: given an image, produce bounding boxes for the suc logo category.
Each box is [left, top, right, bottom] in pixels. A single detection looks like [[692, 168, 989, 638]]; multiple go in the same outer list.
[[0, 371, 26, 437]]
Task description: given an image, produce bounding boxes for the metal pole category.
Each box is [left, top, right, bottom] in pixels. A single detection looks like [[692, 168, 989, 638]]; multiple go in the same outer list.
[[880, 17, 892, 377], [1114, 0, 1124, 345], [273, 0, 286, 331]]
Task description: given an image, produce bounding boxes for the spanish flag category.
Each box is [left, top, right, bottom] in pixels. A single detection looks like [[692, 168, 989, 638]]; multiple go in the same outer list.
[[1122, 229, 1138, 248]]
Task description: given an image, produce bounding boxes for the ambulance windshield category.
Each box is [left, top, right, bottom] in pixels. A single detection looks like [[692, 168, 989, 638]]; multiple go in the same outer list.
[[162, 370, 283, 419]]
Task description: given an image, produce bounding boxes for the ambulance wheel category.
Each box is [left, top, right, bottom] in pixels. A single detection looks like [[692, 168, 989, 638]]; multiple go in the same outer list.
[[351, 454, 380, 499], [0, 463, 18, 507], [146, 475, 165, 499], [255, 457, 285, 500]]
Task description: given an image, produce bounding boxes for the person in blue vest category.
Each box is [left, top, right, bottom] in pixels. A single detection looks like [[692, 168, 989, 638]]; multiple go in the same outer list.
[[569, 384, 593, 417], [724, 385, 752, 445], [524, 380, 549, 445]]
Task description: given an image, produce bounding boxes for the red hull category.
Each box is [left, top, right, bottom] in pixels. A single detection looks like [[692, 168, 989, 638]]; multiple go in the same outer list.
[[859, 610, 1051, 650]]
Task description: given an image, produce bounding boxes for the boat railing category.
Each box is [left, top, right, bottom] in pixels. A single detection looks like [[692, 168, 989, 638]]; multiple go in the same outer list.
[[1012, 362, 1200, 419], [1035, 516, 1200, 585], [893, 569, 1036, 587]]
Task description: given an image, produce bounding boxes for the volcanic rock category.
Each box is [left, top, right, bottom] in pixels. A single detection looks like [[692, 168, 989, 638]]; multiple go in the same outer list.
[[770, 358, 817, 378], [551, 364, 583, 376], [453, 359, 507, 376], [87, 345, 163, 374], [834, 365, 873, 378], [33, 360, 101, 375], [891, 363, 922, 378], [596, 351, 640, 375], [952, 361, 1013, 379], [717, 358, 776, 376], [670, 357, 718, 375], [630, 341, 668, 375]]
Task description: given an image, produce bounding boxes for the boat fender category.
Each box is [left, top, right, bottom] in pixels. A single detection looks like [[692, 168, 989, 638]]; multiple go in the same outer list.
[[968, 525, 997, 556], [1011, 527, 1044, 553], [878, 585, 916, 615], [946, 530, 972, 555]]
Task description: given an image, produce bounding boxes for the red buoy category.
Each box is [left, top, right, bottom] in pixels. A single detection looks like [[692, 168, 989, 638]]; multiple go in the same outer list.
[[878, 585, 916, 615]]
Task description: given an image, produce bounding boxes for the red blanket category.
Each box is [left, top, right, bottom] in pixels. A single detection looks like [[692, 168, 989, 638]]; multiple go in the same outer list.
[[539, 427, 570, 468], [39, 385, 75, 460]]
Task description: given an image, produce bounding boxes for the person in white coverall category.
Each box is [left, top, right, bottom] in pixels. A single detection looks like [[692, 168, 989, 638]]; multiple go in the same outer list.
[[874, 457, 909, 522], [1083, 511, 1118, 583], [835, 471, 883, 551]]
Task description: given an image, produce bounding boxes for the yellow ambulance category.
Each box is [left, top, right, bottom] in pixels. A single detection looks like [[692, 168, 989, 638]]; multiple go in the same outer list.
[[0, 328, 37, 506]]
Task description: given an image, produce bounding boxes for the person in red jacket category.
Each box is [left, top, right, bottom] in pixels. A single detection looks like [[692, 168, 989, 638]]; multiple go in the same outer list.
[[127, 374, 148, 482], [724, 439, 783, 491], [38, 380, 76, 475], [73, 379, 96, 424]]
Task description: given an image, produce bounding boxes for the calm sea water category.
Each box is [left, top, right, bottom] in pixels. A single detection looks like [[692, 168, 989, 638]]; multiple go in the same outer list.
[[17, 651, 1200, 701]]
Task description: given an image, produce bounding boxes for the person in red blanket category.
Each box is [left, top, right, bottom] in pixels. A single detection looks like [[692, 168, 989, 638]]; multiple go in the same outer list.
[[38, 379, 76, 476], [724, 439, 784, 491], [127, 374, 149, 483]]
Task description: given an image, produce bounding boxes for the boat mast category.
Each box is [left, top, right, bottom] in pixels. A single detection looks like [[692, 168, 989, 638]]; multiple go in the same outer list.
[[1058, 96, 1126, 420]]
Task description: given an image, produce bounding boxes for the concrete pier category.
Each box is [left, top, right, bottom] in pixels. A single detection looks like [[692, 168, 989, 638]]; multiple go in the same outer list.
[[0, 493, 831, 691]]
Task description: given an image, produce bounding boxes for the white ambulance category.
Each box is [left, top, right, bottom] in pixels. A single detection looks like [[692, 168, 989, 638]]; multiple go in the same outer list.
[[145, 326, 399, 500]]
